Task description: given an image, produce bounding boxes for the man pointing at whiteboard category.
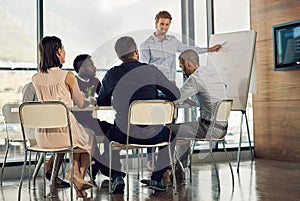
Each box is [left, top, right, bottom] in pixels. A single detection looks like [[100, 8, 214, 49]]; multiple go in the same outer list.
[[140, 10, 222, 84]]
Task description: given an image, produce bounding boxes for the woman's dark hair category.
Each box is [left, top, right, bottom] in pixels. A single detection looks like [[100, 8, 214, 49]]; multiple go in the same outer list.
[[38, 36, 62, 73]]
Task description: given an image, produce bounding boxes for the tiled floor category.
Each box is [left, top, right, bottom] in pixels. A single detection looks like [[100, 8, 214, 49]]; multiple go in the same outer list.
[[1, 158, 300, 201]]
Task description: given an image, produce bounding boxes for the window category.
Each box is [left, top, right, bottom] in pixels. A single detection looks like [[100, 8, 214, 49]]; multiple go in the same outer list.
[[44, 0, 181, 71], [0, 0, 36, 162], [213, 0, 253, 148], [0, 0, 36, 69], [0, 0, 181, 163]]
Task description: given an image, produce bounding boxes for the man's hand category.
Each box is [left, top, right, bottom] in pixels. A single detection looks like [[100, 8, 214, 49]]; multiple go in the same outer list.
[[208, 44, 222, 52], [88, 96, 97, 106]]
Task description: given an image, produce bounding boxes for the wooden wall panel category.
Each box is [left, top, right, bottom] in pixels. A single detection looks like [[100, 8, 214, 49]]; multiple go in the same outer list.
[[254, 101, 300, 161], [251, 0, 300, 162]]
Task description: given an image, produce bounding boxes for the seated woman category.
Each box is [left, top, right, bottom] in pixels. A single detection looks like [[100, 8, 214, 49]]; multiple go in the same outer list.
[[22, 82, 70, 188], [32, 36, 99, 198]]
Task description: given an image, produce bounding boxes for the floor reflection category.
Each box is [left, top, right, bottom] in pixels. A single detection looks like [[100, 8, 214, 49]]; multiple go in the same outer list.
[[1, 159, 300, 201]]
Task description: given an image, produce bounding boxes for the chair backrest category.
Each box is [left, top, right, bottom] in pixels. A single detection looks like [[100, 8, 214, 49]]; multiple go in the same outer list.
[[2, 103, 23, 141], [19, 101, 72, 147], [2, 103, 20, 124], [208, 99, 233, 139], [19, 101, 69, 128], [214, 99, 233, 122], [128, 100, 175, 125]]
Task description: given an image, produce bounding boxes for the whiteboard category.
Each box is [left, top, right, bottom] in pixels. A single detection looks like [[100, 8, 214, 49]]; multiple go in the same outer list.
[[207, 30, 257, 111]]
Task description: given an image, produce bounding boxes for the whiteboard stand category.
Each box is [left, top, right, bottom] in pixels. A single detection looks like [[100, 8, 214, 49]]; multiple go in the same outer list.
[[208, 29, 257, 173], [236, 110, 254, 173]]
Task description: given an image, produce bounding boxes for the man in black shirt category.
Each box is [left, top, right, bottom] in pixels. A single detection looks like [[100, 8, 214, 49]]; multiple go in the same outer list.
[[97, 36, 180, 193], [72, 54, 112, 186]]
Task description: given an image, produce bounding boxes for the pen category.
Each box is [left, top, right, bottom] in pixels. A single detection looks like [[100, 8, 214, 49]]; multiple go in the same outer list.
[[221, 41, 228, 46]]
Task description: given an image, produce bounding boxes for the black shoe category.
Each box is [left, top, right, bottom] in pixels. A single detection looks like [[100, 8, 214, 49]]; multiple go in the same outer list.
[[45, 173, 70, 188], [140, 179, 150, 186], [89, 179, 97, 187], [55, 180, 71, 188], [45, 173, 52, 181], [87, 162, 99, 181], [111, 176, 125, 194], [149, 180, 168, 192]]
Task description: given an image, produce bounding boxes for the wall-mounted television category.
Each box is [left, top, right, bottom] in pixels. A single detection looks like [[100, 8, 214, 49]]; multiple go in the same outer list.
[[273, 19, 300, 70]]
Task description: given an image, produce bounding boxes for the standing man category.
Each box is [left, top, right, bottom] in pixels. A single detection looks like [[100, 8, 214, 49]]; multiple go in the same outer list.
[[173, 49, 227, 167], [97, 36, 180, 193], [140, 10, 222, 83], [140, 10, 222, 169]]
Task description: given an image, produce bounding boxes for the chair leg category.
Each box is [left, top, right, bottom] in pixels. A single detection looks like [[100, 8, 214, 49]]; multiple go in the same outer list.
[[18, 151, 28, 201], [137, 148, 140, 180], [141, 148, 144, 178], [189, 140, 196, 183], [70, 151, 74, 201], [0, 138, 9, 185], [126, 147, 129, 200], [174, 149, 185, 177], [209, 141, 220, 192], [49, 153, 60, 198], [151, 147, 155, 170], [89, 153, 93, 198], [109, 142, 112, 194], [168, 145, 177, 195], [61, 154, 66, 179], [28, 151, 32, 190], [43, 153, 46, 198], [32, 155, 44, 190], [223, 141, 234, 188]]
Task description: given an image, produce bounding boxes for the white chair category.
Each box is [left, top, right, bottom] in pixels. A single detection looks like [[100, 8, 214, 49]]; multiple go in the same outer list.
[[1, 103, 25, 185], [18, 101, 92, 200], [177, 99, 234, 191], [108, 100, 178, 197]]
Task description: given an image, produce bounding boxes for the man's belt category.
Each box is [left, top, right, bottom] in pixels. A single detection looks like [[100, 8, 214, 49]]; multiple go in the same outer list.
[[200, 118, 228, 130]]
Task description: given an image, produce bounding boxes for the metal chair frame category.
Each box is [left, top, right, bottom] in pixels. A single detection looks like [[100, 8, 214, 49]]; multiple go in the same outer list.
[[108, 100, 178, 198], [18, 101, 92, 200], [1, 103, 28, 186], [177, 99, 235, 192]]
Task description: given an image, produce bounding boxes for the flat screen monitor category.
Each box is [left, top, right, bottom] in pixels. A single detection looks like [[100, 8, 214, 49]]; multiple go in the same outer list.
[[273, 19, 300, 70]]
